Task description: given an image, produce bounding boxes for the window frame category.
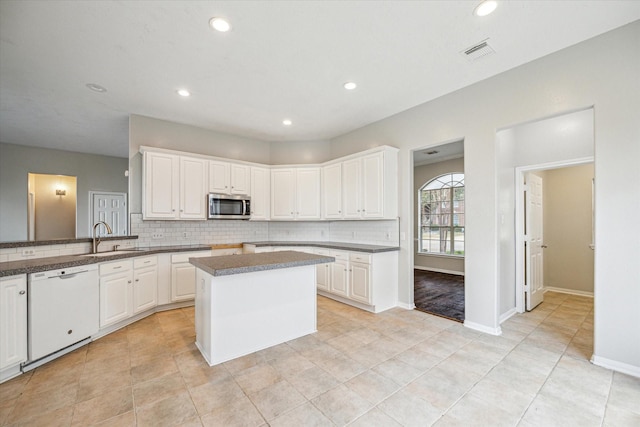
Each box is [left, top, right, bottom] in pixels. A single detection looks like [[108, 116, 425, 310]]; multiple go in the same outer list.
[[418, 172, 465, 257]]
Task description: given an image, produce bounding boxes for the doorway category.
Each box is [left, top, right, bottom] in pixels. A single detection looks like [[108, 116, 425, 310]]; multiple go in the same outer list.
[[89, 191, 128, 236], [516, 160, 595, 312], [412, 140, 465, 321]]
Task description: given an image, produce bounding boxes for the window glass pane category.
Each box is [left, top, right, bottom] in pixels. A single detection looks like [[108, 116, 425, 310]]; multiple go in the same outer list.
[[419, 173, 465, 256]]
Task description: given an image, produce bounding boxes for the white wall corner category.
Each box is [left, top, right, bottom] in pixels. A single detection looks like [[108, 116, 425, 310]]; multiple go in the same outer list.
[[499, 308, 517, 324], [591, 355, 640, 378], [464, 320, 502, 336]]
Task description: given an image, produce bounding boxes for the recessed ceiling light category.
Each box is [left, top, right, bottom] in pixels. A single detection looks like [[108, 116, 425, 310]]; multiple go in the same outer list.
[[282, 119, 292, 126], [473, 0, 497, 17], [209, 17, 231, 32], [177, 89, 191, 97], [86, 83, 107, 93], [343, 82, 357, 90]]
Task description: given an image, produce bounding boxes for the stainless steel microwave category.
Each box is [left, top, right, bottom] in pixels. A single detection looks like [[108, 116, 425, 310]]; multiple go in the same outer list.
[[207, 193, 251, 220]]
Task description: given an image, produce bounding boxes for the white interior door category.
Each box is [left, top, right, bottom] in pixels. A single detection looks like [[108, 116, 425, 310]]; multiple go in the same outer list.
[[92, 192, 127, 236], [525, 173, 544, 310]]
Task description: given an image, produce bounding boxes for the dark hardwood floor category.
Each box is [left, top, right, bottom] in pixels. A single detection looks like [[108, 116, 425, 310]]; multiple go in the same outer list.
[[414, 269, 465, 322]]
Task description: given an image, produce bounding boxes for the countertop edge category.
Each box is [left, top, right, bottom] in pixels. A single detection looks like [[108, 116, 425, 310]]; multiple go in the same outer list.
[[190, 252, 335, 277], [243, 241, 400, 253]]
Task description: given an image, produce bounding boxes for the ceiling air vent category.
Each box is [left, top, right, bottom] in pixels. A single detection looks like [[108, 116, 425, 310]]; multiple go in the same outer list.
[[462, 39, 495, 61]]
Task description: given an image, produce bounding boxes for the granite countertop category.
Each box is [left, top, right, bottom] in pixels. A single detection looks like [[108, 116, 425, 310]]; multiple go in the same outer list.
[[244, 241, 399, 253], [190, 251, 335, 277], [0, 244, 212, 277]]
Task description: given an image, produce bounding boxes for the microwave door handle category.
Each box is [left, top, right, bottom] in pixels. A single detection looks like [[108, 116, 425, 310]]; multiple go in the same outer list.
[[242, 200, 247, 215]]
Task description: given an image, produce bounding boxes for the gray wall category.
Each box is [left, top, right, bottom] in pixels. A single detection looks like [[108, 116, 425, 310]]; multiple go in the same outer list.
[[414, 157, 465, 274], [542, 164, 594, 294], [0, 142, 128, 241], [128, 114, 331, 214], [328, 22, 639, 370]]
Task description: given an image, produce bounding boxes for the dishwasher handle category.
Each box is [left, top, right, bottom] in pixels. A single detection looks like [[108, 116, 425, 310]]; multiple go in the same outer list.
[[52, 270, 89, 279]]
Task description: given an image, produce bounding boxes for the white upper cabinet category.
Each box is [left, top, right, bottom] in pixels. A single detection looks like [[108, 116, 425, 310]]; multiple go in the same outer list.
[[271, 167, 321, 220], [345, 148, 398, 220], [322, 163, 342, 219], [342, 158, 362, 219], [209, 160, 250, 196], [270, 169, 297, 220], [295, 168, 321, 219], [179, 156, 208, 219], [144, 151, 180, 219], [250, 166, 270, 220], [143, 151, 207, 220]]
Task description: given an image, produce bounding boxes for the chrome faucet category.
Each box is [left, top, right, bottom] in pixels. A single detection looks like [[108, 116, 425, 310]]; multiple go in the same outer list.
[[92, 221, 113, 253]]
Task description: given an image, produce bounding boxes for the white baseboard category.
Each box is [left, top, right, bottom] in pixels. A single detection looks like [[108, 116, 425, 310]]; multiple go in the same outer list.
[[591, 355, 640, 378], [544, 287, 594, 298], [464, 320, 502, 336], [414, 266, 465, 276], [397, 302, 415, 310], [499, 308, 518, 324]]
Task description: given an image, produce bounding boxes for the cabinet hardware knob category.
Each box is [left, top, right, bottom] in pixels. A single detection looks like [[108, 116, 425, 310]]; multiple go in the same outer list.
[[128, 280, 132, 284], [19, 290, 26, 295], [135, 279, 139, 282], [67, 330, 73, 335]]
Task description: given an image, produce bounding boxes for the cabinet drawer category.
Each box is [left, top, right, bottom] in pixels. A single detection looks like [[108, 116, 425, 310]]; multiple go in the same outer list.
[[99, 260, 132, 275], [349, 253, 371, 264], [134, 256, 157, 269], [333, 251, 349, 261], [171, 251, 211, 263]]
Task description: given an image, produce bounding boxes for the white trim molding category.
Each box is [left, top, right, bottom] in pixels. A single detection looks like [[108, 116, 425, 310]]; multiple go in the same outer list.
[[464, 320, 502, 336], [499, 308, 518, 323], [591, 355, 640, 378], [414, 265, 465, 276], [397, 302, 416, 310], [544, 287, 593, 298]]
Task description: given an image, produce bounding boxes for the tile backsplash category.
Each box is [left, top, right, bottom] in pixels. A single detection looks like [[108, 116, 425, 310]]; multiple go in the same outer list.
[[131, 214, 399, 247]]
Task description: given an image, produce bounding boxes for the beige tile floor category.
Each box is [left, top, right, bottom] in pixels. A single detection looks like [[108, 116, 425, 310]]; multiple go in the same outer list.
[[1, 291, 638, 426]]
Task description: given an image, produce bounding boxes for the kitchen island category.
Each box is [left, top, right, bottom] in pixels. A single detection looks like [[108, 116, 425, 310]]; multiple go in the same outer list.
[[190, 251, 334, 366]]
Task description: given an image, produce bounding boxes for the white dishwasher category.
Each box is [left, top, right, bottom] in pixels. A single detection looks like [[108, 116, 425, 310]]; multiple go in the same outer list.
[[28, 264, 99, 362]]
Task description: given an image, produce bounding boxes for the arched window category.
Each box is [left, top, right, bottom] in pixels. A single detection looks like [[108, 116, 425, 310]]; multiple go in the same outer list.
[[419, 173, 464, 256]]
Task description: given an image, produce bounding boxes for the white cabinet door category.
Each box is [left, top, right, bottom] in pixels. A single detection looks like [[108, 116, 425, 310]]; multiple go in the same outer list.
[[133, 266, 157, 314], [99, 272, 132, 327], [171, 263, 196, 301], [144, 152, 179, 219], [296, 167, 321, 219], [349, 262, 371, 304], [0, 275, 27, 370], [330, 259, 349, 298], [362, 152, 384, 218], [230, 164, 251, 195], [323, 163, 342, 219], [271, 168, 296, 220], [250, 167, 270, 220], [342, 158, 362, 219], [316, 263, 330, 292], [179, 156, 207, 219], [208, 160, 230, 194]]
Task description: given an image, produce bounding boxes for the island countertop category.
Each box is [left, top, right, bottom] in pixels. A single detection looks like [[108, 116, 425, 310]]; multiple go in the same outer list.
[[189, 251, 334, 277]]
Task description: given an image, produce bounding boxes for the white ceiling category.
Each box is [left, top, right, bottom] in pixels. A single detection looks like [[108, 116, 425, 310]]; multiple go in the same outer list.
[[1, 1, 638, 159]]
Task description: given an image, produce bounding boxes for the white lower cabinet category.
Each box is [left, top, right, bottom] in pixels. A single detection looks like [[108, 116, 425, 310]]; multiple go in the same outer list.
[[171, 251, 211, 302], [0, 275, 27, 374], [99, 260, 133, 328], [349, 262, 371, 304], [316, 249, 398, 313], [133, 257, 158, 314], [329, 254, 350, 298], [100, 256, 158, 328]]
